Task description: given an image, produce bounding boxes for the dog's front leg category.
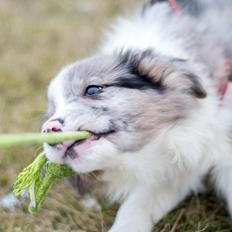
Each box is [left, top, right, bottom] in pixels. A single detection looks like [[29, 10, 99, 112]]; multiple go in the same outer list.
[[108, 178, 192, 232], [108, 188, 154, 232]]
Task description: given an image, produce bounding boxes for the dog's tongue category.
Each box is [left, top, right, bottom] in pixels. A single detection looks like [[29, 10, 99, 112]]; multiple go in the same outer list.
[[65, 135, 97, 159]]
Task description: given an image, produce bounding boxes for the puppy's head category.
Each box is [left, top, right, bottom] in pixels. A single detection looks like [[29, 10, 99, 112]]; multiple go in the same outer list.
[[42, 50, 206, 173]]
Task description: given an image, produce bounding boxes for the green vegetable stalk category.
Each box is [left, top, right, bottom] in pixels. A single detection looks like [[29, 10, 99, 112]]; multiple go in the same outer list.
[[5, 131, 91, 212], [0, 131, 91, 148]]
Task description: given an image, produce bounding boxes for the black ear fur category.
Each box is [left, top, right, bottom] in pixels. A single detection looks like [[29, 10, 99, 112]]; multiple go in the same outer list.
[[114, 50, 164, 92], [116, 49, 207, 98], [185, 73, 207, 98]]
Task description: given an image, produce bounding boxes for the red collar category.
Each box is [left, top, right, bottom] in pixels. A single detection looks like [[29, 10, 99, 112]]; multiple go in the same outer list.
[[168, 0, 181, 15], [217, 58, 231, 107]]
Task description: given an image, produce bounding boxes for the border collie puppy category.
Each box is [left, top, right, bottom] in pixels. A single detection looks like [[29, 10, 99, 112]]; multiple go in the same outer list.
[[42, 1, 232, 231]]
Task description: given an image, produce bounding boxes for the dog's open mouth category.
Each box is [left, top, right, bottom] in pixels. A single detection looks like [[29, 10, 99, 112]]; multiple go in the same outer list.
[[63, 130, 115, 159]]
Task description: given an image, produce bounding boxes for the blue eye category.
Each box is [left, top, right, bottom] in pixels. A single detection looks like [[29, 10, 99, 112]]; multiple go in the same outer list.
[[84, 85, 103, 96]]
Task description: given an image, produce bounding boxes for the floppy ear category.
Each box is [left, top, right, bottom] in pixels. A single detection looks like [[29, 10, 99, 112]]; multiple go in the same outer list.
[[181, 73, 207, 98], [117, 50, 207, 98]]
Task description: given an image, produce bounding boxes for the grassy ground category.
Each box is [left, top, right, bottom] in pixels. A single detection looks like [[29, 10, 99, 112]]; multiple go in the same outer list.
[[0, 0, 232, 231]]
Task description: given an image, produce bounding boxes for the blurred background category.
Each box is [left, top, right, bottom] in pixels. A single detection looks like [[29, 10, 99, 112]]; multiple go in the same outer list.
[[0, 0, 232, 231]]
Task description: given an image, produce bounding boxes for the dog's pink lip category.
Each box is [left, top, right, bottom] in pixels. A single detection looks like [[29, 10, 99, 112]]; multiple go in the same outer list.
[[63, 130, 116, 159], [66, 134, 98, 150]]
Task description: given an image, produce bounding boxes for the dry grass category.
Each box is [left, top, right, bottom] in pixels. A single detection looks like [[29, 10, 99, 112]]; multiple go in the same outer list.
[[0, 0, 232, 231]]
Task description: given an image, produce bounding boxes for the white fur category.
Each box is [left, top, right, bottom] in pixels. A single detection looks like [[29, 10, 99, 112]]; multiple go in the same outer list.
[[44, 1, 232, 231], [101, 2, 232, 231]]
